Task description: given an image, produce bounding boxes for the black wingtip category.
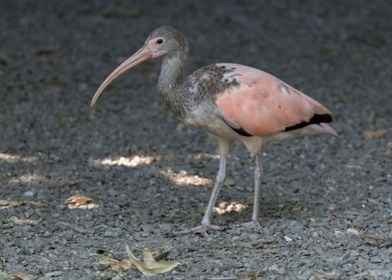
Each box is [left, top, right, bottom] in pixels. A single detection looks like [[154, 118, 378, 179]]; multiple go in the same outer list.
[[222, 118, 253, 137], [284, 114, 333, 132], [231, 126, 253, 137]]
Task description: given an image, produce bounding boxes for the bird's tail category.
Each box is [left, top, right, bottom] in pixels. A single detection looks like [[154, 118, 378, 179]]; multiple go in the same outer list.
[[307, 123, 338, 137]]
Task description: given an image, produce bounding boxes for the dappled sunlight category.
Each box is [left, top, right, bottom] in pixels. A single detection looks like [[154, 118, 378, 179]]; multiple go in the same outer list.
[[193, 153, 220, 160], [8, 173, 44, 184], [335, 228, 360, 237], [214, 201, 247, 215], [160, 169, 213, 186], [8, 216, 42, 225], [0, 152, 37, 163], [90, 155, 159, 168]]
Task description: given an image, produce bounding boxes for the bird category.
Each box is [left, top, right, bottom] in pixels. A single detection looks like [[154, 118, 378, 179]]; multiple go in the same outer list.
[[90, 26, 337, 235]]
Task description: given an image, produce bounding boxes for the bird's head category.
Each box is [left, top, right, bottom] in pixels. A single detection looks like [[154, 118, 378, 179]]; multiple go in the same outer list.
[[146, 26, 188, 58], [90, 26, 188, 107]]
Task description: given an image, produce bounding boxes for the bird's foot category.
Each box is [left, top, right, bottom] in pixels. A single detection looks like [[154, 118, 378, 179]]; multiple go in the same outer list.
[[240, 220, 262, 230], [173, 224, 221, 236]]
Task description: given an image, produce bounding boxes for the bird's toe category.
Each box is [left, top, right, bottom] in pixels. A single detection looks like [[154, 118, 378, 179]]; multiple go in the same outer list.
[[240, 220, 262, 230]]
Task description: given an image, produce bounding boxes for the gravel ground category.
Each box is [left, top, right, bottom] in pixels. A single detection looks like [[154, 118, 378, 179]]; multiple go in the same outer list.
[[1, 0, 391, 279]]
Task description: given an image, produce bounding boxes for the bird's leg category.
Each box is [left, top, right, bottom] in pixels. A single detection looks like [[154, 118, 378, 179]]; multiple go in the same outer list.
[[241, 153, 263, 229], [174, 139, 230, 236], [174, 153, 227, 236], [200, 153, 226, 227]]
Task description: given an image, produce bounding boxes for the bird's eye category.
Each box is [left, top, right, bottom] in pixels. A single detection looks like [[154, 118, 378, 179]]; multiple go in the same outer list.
[[156, 38, 164, 44]]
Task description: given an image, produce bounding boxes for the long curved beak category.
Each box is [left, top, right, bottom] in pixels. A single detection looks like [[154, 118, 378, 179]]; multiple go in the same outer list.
[[90, 45, 153, 107]]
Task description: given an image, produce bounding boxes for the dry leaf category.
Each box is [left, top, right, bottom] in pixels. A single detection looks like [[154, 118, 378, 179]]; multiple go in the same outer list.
[[238, 270, 265, 280], [65, 194, 98, 209], [8, 216, 41, 225], [310, 271, 338, 280], [361, 129, 388, 140], [13, 273, 34, 280], [360, 234, 392, 247], [0, 199, 43, 209], [0, 271, 33, 280], [126, 245, 180, 276], [99, 245, 179, 276], [0, 199, 19, 207], [99, 256, 132, 272]]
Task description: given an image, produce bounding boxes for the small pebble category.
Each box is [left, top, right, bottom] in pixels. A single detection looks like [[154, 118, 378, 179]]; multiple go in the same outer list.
[[45, 271, 63, 277], [284, 236, 293, 242], [23, 191, 34, 198], [370, 256, 382, 263], [346, 228, 359, 235], [328, 203, 337, 211], [268, 264, 279, 271]]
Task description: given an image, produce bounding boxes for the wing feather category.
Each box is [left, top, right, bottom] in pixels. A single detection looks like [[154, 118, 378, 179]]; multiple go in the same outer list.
[[215, 63, 333, 136]]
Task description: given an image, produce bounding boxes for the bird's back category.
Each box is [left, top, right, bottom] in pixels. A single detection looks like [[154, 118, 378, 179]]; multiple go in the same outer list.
[[179, 63, 335, 139]]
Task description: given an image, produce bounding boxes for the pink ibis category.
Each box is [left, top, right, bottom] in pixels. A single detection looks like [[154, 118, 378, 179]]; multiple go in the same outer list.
[[91, 26, 337, 235]]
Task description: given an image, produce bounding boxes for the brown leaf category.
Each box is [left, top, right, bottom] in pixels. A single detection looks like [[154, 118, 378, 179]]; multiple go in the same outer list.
[[126, 245, 180, 276], [310, 271, 338, 280], [0, 199, 43, 209], [65, 194, 98, 209], [12, 273, 34, 280], [0, 271, 34, 280], [99, 256, 132, 272], [238, 270, 266, 280], [0, 199, 19, 207], [99, 245, 179, 275], [9, 216, 42, 225], [361, 128, 389, 140], [360, 234, 392, 247]]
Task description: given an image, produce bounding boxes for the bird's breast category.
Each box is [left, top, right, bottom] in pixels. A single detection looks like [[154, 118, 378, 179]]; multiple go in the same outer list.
[[184, 102, 241, 140]]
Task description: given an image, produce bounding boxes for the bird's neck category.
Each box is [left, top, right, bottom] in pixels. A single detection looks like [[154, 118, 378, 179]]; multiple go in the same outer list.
[[158, 54, 186, 94], [158, 53, 188, 117]]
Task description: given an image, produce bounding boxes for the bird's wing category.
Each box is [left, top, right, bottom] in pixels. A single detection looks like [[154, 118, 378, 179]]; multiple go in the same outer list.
[[215, 63, 333, 136]]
